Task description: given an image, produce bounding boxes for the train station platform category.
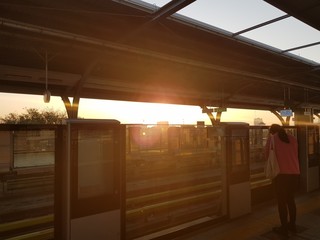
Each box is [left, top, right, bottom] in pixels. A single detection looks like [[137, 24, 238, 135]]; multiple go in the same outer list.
[[175, 189, 320, 240]]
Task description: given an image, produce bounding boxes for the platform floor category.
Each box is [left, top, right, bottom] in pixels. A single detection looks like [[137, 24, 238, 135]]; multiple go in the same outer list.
[[175, 189, 320, 240]]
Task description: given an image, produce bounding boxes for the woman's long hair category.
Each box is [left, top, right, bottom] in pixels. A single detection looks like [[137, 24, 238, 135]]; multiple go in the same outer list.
[[269, 124, 290, 143]]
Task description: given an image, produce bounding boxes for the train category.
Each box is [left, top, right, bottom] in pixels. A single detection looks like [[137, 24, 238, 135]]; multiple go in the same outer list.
[[0, 121, 319, 239]]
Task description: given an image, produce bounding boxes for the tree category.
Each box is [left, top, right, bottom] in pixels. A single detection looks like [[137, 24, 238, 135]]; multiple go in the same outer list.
[[0, 108, 67, 124]]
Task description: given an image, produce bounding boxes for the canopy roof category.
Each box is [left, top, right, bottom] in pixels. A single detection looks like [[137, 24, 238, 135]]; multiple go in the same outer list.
[[0, 0, 320, 113], [265, 0, 320, 32]]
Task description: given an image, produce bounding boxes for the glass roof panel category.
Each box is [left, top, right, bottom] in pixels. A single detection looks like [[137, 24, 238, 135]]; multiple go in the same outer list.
[[242, 17, 320, 63], [143, 0, 320, 63], [146, 0, 172, 7], [175, 0, 285, 33], [291, 45, 320, 64]]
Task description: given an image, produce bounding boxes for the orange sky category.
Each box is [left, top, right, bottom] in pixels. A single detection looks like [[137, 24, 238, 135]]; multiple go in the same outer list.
[[0, 92, 281, 125]]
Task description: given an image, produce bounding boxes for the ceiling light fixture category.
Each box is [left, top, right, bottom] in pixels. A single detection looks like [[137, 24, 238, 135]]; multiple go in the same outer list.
[[43, 50, 51, 103]]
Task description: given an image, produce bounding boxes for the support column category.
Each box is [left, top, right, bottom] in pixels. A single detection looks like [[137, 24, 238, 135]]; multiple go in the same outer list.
[[270, 110, 291, 126], [201, 106, 224, 125], [61, 59, 98, 119], [62, 96, 80, 119]]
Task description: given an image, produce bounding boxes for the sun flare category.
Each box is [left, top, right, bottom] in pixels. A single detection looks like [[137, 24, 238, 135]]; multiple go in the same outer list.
[[79, 99, 209, 125]]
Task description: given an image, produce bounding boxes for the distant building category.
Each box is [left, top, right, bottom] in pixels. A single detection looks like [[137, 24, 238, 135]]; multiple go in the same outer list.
[[157, 121, 169, 125], [254, 118, 266, 126]]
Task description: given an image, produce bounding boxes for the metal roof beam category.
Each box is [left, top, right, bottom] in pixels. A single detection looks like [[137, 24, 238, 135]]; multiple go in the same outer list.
[[150, 0, 196, 22], [117, 0, 196, 43], [232, 14, 290, 36], [282, 41, 320, 53], [265, 0, 320, 31]]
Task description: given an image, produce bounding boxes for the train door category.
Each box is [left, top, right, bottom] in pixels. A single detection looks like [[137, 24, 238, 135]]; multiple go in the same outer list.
[[298, 125, 320, 192], [225, 123, 251, 219], [56, 119, 125, 240]]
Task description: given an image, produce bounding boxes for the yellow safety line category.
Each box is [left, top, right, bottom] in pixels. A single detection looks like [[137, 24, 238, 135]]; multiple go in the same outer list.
[[5, 228, 53, 240], [0, 215, 53, 233]]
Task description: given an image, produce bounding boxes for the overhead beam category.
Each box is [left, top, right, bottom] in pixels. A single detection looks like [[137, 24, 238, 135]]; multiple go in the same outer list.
[[119, 0, 196, 43], [264, 0, 320, 31], [150, 0, 197, 22], [282, 41, 320, 53], [232, 14, 289, 36]]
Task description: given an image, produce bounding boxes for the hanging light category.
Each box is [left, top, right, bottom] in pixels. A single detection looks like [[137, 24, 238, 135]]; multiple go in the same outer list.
[[43, 50, 51, 103], [43, 90, 51, 103]]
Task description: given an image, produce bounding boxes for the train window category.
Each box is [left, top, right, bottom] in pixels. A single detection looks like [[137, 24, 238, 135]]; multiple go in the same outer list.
[[307, 128, 318, 155], [13, 130, 55, 168], [308, 131, 315, 155]]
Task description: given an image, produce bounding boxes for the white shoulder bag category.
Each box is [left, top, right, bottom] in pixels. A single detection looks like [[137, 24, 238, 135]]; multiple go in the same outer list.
[[265, 135, 280, 179]]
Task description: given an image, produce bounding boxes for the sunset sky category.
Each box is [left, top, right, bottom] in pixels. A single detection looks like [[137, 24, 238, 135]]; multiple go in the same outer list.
[[0, 92, 281, 125]]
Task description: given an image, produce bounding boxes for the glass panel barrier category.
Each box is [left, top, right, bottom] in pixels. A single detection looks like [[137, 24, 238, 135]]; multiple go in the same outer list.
[[13, 130, 55, 168], [0, 126, 56, 240], [77, 129, 115, 199], [69, 121, 121, 219], [126, 124, 227, 239]]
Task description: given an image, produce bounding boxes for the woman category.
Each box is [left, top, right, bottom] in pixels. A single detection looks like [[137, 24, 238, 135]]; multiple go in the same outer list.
[[265, 124, 300, 237]]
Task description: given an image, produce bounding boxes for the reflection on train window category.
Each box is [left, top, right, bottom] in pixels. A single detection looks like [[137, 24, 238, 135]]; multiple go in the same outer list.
[[180, 126, 207, 151], [249, 128, 269, 164], [13, 130, 55, 168], [168, 127, 180, 152], [127, 125, 209, 154], [307, 128, 318, 155], [285, 128, 297, 137], [76, 129, 114, 199], [232, 137, 248, 169], [127, 125, 168, 153]]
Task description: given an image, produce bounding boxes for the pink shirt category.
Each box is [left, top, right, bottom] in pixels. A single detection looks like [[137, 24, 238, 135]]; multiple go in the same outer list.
[[265, 133, 300, 175]]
